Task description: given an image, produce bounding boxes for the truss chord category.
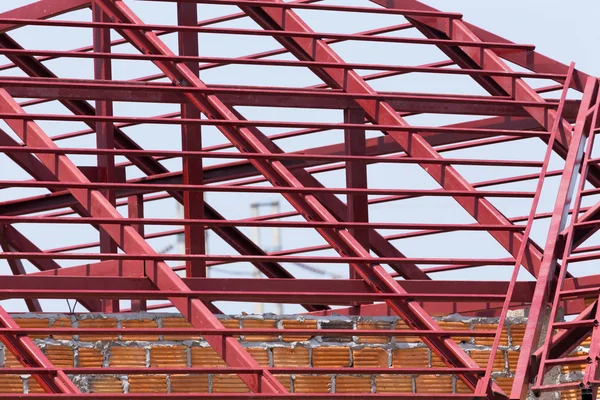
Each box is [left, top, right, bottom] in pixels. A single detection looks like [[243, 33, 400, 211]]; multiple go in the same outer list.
[[0, 18, 538, 50]]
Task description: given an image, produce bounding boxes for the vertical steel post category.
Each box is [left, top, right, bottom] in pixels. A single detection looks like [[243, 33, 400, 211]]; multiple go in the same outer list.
[[93, 1, 118, 312], [344, 108, 369, 281], [178, 1, 206, 278], [129, 194, 147, 312]]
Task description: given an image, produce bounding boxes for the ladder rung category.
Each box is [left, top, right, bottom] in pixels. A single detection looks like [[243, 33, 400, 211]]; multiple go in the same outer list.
[[543, 355, 589, 366], [553, 319, 597, 329], [531, 381, 584, 393], [559, 287, 600, 299]]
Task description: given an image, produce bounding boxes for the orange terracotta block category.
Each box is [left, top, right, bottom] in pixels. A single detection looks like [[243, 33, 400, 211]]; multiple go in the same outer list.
[[108, 347, 146, 368], [51, 317, 73, 340], [272, 347, 309, 367], [275, 374, 291, 391], [128, 375, 167, 393], [456, 379, 473, 394], [335, 375, 372, 393], [190, 347, 226, 368], [293, 375, 332, 393], [473, 323, 508, 346], [4, 350, 21, 368], [220, 319, 241, 338], [392, 348, 428, 368], [27, 378, 45, 393], [561, 389, 582, 400], [357, 321, 392, 344], [246, 348, 269, 367], [14, 318, 48, 339], [212, 374, 250, 393], [561, 351, 587, 374], [78, 318, 118, 341], [509, 324, 526, 347], [282, 319, 317, 342], [241, 319, 278, 342], [352, 348, 388, 367], [170, 374, 209, 393], [120, 319, 159, 341], [375, 375, 412, 393], [312, 347, 350, 367], [469, 350, 505, 371], [90, 376, 124, 393], [78, 347, 103, 368], [161, 317, 200, 341], [150, 346, 187, 367], [506, 351, 520, 372], [430, 351, 446, 368], [415, 375, 453, 393], [394, 320, 421, 343], [437, 321, 471, 343], [0, 375, 23, 393], [494, 377, 514, 395], [45, 346, 74, 368]]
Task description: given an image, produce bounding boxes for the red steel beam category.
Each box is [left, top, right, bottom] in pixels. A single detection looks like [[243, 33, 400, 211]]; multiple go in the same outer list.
[[0, 18, 539, 51], [0, 0, 90, 34], [0, 275, 535, 302], [4, 77, 581, 116], [178, 1, 206, 278], [92, 2, 119, 313], [128, 194, 147, 312]]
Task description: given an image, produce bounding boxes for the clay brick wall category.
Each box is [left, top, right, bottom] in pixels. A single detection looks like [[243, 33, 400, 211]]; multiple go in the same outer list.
[[0, 312, 533, 396]]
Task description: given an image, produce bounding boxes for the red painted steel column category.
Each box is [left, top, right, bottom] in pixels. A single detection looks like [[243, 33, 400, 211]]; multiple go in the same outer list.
[[129, 194, 147, 312], [93, 2, 119, 312], [344, 108, 369, 281], [178, 1, 206, 278]]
